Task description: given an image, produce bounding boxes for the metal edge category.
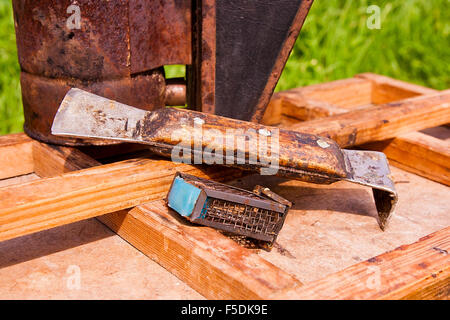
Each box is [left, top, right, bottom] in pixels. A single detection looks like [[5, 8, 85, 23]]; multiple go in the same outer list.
[[342, 149, 398, 230]]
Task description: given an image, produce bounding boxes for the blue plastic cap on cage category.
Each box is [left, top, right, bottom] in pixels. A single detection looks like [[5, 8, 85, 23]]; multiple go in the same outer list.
[[167, 176, 202, 217]]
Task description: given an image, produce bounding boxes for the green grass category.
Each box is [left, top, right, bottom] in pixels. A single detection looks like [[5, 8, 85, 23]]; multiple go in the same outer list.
[[276, 0, 449, 91], [0, 0, 22, 134], [0, 0, 448, 134]]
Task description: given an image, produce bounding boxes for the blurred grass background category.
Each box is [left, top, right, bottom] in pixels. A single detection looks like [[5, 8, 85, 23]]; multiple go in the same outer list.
[[1, 0, 449, 134], [0, 0, 22, 134]]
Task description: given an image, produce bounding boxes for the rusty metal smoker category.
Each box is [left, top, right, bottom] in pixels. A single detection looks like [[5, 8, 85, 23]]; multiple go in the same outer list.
[[13, 0, 399, 231], [12, 0, 313, 145]]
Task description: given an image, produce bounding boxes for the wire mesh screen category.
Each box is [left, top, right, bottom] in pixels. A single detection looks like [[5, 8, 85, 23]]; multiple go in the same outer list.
[[169, 172, 291, 244], [198, 197, 286, 241]]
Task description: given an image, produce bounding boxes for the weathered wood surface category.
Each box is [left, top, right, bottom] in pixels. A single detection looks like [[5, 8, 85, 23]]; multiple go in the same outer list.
[[99, 167, 450, 300], [288, 90, 450, 147], [270, 226, 449, 300], [356, 73, 438, 103], [363, 132, 449, 186], [32, 142, 100, 178], [0, 133, 34, 180], [99, 202, 302, 300], [0, 217, 203, 299], [1, 73, 449, 299], [268, 74, 449, 185], [0, 135, 206, 299], [264, 73, 439, 124], [2, 162, 448, 299], [267, 77, 373, 124], [357, 73, 449, 185], [1, 133, 297, 299], [0, 143, 242, 242], [66, 142, 450, 299], [0, 173, 40, 189], [228, 169, 449, 292]]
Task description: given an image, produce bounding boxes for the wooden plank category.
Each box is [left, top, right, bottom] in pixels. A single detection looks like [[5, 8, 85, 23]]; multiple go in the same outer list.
[[0, 173, 41, 189], [265, 74, 441, 126], [262, 78, 371, 125], [272, 74, 449, 185], [283, 96, 352, 121], [0, 157, 243, 242], [263, 92, 350, 125], [0, 216, 205, 300], [1, 75, 447, 299], [99, 201, 302, 300], [356, 72, 439, 104], [274, 74, 439, 123], [0, 133, 34, 180], [32, 142, 100, 178], [271, 226, 450, 300], [4, 140, 449, 299], [29, 144, 300, 299], [18, 139, 297, 299], [93, 158, 449, 300], [49, 141, 449, 300], [291, 77, 373, 110], [363, 132, 450, 186], [52, 138, 448, 301], [287, 90, 450, 148], [354, 74, 449, 185]]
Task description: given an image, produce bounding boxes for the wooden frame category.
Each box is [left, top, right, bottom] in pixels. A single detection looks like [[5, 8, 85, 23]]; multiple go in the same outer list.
[[264, 73, 449, 186], [0, 74, 448, 299]]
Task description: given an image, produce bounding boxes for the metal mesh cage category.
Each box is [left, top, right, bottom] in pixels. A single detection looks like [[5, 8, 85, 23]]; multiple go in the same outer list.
[[200, 198, 285, 239], [167, 172, 291, 244]]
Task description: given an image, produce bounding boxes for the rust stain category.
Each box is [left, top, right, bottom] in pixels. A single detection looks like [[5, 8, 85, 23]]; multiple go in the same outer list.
[[13, 0, 176, 146], [273, 242, 296, 259]]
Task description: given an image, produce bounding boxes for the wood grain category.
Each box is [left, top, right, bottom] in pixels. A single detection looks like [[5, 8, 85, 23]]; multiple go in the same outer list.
[[261, 77, 372, 125], [3, 138, 448, 299], [356, 73, 438, 104], [0, 157, 242, 242], [32, 141, 100, 178], [271, 226, 450, 300], [271, 74, 449, 185], [99, 201, 302, 299], [9, 140, 297, 299], [287, 90, 450, 148], [363, 132, 450, 186], [0, 133, 34, 180], [272, 73, 438, 123], [356, 74, 449, 185], [0, 173, 40, 189], [1, 74, 448, 299]]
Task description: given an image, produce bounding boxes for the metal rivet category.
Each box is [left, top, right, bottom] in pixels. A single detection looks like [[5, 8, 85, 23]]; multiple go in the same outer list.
[[259, 128, 271, 136], [317, 139, 330, 148], [194, 117, 205, 125]]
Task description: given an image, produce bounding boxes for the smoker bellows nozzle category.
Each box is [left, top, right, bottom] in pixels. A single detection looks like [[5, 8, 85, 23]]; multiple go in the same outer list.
[[166, 172, 291, 244]]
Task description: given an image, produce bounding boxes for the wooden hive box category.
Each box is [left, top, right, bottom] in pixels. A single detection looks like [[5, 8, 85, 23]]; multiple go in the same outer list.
[[0, 74, 448, 299]]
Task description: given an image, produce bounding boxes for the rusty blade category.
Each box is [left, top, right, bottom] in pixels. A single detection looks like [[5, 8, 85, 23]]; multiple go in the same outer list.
[[52, 88, 397, 230], [342, 150, 397, 229], [52, 88, 148, 143]]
